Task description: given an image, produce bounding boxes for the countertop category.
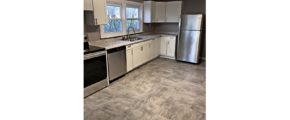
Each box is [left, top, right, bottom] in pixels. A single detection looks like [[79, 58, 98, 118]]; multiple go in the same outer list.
[[89, 33, 177, 50]]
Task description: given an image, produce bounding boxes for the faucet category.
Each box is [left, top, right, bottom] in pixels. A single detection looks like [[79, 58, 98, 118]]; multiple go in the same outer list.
[[127, 26, 136, 41]]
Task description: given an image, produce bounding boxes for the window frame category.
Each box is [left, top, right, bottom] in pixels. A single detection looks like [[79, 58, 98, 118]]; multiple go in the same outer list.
[[100, 0, 143, 38], [125, 4, 142, 32], [104, 3, 123, 33]]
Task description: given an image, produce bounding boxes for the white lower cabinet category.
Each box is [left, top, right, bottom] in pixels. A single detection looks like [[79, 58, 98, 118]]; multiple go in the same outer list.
[[160, 37, 167, 56], [125, 36, 175, 72], [160, 36, 176, 59], [166, 37, 176, 57], [126, 46, 133, 72], [134, 44, 146, 68], [126, 39, 160, 72], [147, 40, 155, 60], [153, 38, 161, 58]]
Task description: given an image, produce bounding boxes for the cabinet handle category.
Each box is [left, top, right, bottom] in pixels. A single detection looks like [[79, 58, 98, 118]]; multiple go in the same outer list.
[[141, 47, 143, 51]]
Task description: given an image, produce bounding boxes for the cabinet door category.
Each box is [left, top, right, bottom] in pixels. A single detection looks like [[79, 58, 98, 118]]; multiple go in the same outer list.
[[154, 2, 166, 22], [126, 49, 133, 72], [160, 37, 167, 56], [142, 41, 153, 62], [166, 36, 176, 58], [143, 43, 149, 62], [144, 1, 154, 23], [133, 45, 144, 68], [84, 0, 93, 11], [92, 0, 108, 25], [153, 38, 161, 58], [166, 1, 182, 22], [147, 40, 155, 60]]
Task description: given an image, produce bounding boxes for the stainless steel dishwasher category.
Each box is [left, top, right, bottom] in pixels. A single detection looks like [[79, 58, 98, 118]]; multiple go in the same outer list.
[[107, 46, 127, 81]]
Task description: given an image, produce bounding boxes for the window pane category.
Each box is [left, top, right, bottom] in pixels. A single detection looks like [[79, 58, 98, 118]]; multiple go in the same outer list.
[[104, 4, 122, 33], [107, 5, 121, 19], [126, 7, 139, 18], [126, 20, 140, 30], [104, 19, 122, 33]]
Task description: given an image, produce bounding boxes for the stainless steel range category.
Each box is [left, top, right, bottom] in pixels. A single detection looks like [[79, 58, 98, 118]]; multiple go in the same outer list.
[[84, 42, 109, 97]]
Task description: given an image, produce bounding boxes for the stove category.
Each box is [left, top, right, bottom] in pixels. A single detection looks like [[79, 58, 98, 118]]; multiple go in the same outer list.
[[84, 46, 105, 54], [84, 41, 108, 97], [84, 41, 105, 54]]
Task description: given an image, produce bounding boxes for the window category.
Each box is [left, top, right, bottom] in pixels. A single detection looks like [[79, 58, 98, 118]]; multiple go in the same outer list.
[[104, 4, 122, 33], [126, 6, 140, 31], [100, 1, 143, 38]]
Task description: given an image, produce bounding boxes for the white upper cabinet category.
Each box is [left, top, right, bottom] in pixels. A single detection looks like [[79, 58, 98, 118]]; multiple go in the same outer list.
[[144, 1, 166, 23], [155, 2, 166, 23], [144, 1, 182, 23], [144, 1, 154, 23], [166, 1, 182, 23], [84, 0, 93, 11], [92, 0, 108, 25]]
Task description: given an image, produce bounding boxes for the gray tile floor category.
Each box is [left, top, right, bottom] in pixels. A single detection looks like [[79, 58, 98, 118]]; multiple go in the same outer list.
[[84, 58, 205, 120]]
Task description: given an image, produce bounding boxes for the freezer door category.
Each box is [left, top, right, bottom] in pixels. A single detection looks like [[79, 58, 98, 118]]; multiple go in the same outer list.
[[176, 30, 201, 63], [180, 14, 203, 30]]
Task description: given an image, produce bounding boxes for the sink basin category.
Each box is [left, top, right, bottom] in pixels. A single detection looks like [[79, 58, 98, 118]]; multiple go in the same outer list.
[[123, 37, 143, 41], [130, 37, 143, 41]]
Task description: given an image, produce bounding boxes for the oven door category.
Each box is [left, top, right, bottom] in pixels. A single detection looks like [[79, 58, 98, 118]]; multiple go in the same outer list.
[[84, 51, 108, 97]]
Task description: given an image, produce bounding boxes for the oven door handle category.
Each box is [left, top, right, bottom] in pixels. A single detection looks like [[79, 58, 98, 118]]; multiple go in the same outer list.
[[84, 51, 106, 60]]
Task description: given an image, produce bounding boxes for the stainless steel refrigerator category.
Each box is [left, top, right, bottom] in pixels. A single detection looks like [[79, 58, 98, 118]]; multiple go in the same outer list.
[[177, 14, 203, 63]]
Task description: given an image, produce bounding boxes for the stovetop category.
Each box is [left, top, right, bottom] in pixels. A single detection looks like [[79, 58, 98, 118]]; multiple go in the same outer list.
[[84, 45, 105, 54], [84, 41, 106, 54]]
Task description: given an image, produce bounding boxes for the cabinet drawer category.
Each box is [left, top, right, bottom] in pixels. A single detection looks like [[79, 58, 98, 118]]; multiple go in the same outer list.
[[131, 41, 148, 48], [169, 36, 176, 40], [161, 36, 176, 40], [126, 44, 133, 49]]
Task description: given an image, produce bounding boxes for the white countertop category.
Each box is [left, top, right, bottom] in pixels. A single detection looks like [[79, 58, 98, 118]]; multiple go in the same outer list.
[[89, 34, 175, 50]]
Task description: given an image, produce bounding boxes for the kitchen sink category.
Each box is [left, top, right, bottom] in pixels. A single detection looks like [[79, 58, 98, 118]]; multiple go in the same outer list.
[[130, 37, 143, 41], [122, 37, 143, 41]]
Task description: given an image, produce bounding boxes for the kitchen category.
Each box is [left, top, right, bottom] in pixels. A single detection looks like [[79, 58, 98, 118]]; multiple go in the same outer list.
[[3, 0, 289, 120], [84, 0, 205, 119]]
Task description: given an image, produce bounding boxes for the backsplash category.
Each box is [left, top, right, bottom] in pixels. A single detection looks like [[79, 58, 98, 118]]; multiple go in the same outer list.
[[84, 11, 101, 41], [145, 23, 179, 33], [84, 11, 179, 41]]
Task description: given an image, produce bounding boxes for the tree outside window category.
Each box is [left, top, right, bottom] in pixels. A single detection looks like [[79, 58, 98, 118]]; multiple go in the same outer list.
[[104, 4, 122, 33], [126, 6, 140, 31]]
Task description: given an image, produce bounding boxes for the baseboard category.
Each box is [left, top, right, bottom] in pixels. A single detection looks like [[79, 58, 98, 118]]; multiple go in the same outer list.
[[200, 57, 206, 61], [125, 56, 160, 74], [160, 55, 175, 60]]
